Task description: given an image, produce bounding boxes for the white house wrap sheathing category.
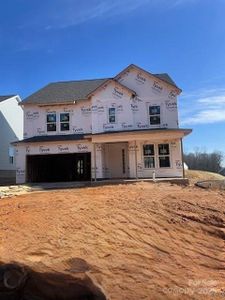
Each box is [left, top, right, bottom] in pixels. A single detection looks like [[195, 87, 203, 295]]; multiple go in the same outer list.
[[15, 65, 191, 183]]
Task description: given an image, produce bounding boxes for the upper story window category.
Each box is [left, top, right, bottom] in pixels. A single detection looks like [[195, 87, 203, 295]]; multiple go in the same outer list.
[[158, 144, 170, 168], [149, 105, 160, 125], [108, 107, 116, 123], [47, 113, 56, 132], [60, 113, 70, 131], [143, 144, 155, 168]]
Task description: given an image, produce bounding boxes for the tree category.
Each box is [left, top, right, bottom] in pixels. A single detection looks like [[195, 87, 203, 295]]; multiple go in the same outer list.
[[184, 150, 224, 173]]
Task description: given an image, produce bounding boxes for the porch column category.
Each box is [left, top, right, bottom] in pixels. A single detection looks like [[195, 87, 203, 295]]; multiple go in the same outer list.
[[93, 143, 97, 181], [180, 138, 185, 179], [134, 140, 138, 179]]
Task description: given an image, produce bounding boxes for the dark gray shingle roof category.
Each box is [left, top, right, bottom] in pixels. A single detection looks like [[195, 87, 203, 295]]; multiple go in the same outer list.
[[153, 73, 178, 88], [0, 95, 15, 102], [12, 133, 87, 144], [21, 65, 180, 106], [22, 78, 110, 105]]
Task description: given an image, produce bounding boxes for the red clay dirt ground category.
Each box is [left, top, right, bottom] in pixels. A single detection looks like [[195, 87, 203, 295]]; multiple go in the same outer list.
[[0, 182, 225, 299]]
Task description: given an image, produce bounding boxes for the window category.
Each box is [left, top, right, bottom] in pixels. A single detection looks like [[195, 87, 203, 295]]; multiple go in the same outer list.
[[77, 159, 84, 175], [60, 113, 70, 131], [108, 107, 116, 123], [122, 149, 126, 174], [158, 144, 170, 168], [8, 147, 14, 164], [47, 113, 56, 131], [149, 105, 160, 125], [143, 144, 155, 168]]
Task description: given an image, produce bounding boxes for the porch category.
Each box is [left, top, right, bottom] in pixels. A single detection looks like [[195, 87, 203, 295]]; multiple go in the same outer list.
[[91, 128, 191, 180]]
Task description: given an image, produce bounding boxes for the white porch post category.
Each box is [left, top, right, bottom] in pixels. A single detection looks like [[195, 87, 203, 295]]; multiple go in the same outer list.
[[134, 140, 138, 179], [180, 138, 185, 179], [93, 143, 97, 181]]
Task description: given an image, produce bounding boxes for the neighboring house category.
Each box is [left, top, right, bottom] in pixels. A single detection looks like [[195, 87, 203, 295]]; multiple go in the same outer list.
[[14, 64, 191, 184], [0, 95, 23, 183]]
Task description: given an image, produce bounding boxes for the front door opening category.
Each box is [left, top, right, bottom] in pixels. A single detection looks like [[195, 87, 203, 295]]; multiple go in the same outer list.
[[104, 143, 128, 178]]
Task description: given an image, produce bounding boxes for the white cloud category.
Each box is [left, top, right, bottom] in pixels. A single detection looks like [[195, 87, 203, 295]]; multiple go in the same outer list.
[[19, 0, 198, 31], [42, 0, 152, 30], [180, 87, 225, 125], [181, 109, 225, 125], [198, 95, 225, 105]]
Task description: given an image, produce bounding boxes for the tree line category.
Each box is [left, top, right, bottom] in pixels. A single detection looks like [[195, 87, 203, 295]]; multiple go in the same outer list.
[[184, 150, 224, 173]]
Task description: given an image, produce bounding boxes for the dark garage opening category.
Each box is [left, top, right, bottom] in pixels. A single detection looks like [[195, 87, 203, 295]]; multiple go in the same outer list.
[[26, 153, 91, 183]]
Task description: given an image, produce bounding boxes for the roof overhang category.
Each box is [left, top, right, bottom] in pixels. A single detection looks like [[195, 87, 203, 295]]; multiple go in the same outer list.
[[13, 129, 192, 146], [90, 128, 192, 143], [19, 100, 89, 107], [12, 133, 91, 145]]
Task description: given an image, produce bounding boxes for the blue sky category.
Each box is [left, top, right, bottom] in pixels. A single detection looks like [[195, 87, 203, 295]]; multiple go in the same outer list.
[[1, 0, 225, 155]]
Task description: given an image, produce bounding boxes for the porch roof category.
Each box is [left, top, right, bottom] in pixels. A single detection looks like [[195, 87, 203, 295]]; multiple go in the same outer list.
[[90, 128, 192, 143], [12, 133, 89, 145]]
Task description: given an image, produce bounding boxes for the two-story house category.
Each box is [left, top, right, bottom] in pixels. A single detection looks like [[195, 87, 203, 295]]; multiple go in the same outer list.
[[14, 64, 191, 184], [0, 95, 23, 183]]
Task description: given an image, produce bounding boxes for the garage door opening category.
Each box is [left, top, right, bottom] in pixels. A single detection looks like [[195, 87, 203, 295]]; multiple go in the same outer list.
[[26, 153, 91, 183]]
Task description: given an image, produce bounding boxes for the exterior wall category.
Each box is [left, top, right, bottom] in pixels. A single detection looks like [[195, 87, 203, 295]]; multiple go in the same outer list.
[[117, 68, 179, 129], [128, 139, 183, 178], [0, 96, 23, 173], [15, 141, 92, 184], [23, 72, 179, 138], [91, 81, 134, 133], [15, 138, 183, 183], [91, 69, 179, 134], [23, 100, 92, 139]]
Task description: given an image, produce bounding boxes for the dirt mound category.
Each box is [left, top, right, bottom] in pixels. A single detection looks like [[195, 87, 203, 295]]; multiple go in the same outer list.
[[186, 169, 225, 185], [195, 180, 225, 190], [0, 182, 225, 299]]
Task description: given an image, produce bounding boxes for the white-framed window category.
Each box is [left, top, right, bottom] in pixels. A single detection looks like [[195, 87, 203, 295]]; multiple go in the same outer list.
[[60, 113, 70, 131], [8, 147, 14, 164], [143, 144, 155, 168], [158, 144, 170, 168], [108, 107, 116, 123], [47, 113, 56, 132], [149, 105, 160, 125]]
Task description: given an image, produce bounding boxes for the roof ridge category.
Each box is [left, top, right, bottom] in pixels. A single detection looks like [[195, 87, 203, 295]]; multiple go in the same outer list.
[[49, 78, 111, 84], [0, 94, 16, 97]]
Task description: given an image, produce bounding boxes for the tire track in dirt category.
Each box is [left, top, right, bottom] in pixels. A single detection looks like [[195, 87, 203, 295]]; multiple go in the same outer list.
[[0, 182, 225, 299]]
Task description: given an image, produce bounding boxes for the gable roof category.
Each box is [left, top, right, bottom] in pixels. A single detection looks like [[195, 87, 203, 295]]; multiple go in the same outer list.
[[0, 95, 16, 103], [21, 78, 110, 106], [115, 64, 181, 92], [21, 64, 181, 106], [87, 78, 136, 98]]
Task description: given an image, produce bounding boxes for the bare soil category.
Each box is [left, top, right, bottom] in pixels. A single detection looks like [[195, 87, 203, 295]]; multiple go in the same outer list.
[[0, 182, 225, 299], [186, 169, 225, 185]]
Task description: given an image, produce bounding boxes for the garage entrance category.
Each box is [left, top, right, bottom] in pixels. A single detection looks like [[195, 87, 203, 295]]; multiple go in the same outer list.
[[26, 153, 91, 183]]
